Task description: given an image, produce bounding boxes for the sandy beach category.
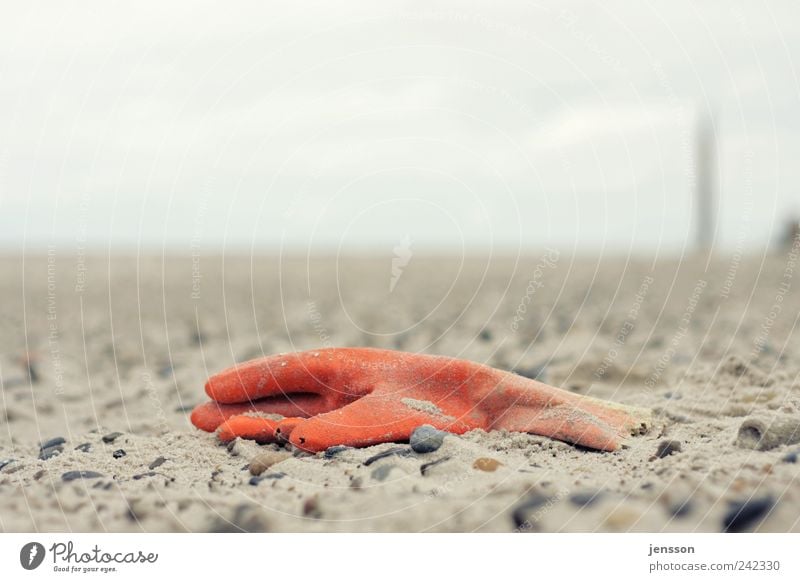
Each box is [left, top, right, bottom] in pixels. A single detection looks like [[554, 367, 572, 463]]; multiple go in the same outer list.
[[1, 251, 799, 532]]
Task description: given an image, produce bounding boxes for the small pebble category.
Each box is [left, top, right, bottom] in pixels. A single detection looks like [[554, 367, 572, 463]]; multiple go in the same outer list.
[[782, 451, 797, 463], [370, 464, 396, 481], [40, 437, 66, 450], [723, 497, 774, 532], [61, 470, 104, 482], [249, 473, 285, 485], [512, 494, 551, 530], [473, 457, 502, 472], [420, 456, 451, 476], [102, 432, 123, 444], [112, 449, 126, 459], [363, 446, 412, 466], [323, 445, 351, 459], [303, 496, 322, 518], [604, 508, 641, 531], [478, 329, 493, 341], [149, 456, 167, 470], [173, 404, 194, 413], [654, 440, 682, 459], [569, 491, 604, 507], [75, 443, 92, 453], [0, 459, 15, 471], [249, 451, 291, 476], [157, 363, 173, 378], [410, 425, 446, 454], [670, 499, 694, 518], [133, 472, 157, 480], [39, 446, 63, 461]]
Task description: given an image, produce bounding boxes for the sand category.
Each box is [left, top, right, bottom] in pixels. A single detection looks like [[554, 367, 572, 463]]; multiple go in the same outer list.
[[1, 251, 799, 532]]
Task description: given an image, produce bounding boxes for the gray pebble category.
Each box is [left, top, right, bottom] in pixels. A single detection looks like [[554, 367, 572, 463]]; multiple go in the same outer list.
[[0, 459, 14, 471], [512, 494, 552, 531], [323, 445, 351, 459], [62, 470, 104, 482], [569, 491, 603, 507], [723, 497, 774, 532], [410, 425, 446, 454], [670, 499, 694, 518], [249, 472, 286, 485], [102, 432, 123, 444], [782, 451, 798, 463], [40, 437, 66, 450], [370, 464, 397, 481], [148, 456, 167, 469], [133, 472, 157, 480], [112, 449, 126, 459], [157, 363, 173, 378], [75, 443, 92, 453], [39, 446, 63, 460], [654, 440, 682, 459]]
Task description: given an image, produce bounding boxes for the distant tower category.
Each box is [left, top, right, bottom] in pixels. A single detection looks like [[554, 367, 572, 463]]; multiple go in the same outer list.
[[695, 109, 717, 249]]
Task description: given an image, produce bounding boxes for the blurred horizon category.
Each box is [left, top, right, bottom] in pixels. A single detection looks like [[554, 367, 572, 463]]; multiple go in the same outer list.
[[1, 0, 799, 255]]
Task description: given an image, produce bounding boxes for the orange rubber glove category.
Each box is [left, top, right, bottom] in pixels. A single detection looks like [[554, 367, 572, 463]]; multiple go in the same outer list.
[[190, 348, 651, 452]]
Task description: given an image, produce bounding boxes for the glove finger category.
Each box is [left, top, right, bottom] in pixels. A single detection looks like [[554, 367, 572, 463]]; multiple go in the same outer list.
[[288, 394, 475, 452], [204, 349, 360, 404], [190, 392, 333, 432], [216, 414, 283, 443]]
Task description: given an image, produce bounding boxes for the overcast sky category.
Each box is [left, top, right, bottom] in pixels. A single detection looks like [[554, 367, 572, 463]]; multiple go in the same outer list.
[[1, 0, 798, 254]]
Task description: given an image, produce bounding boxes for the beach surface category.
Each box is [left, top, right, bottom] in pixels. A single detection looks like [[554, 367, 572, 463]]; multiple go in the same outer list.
[[1, 252, 799, 532]]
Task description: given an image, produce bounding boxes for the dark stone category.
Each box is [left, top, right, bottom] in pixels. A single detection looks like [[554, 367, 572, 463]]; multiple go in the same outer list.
[[249, 472, 286, 485], [303, 497, 322, 518], [173, 404, 194, 413], [61, 470, 104, 482], [157, 363, 173, 378], [670, 499, 694, 518], [0, 459, 14, 471], [479, 329, 493, 341], [370, 464, 396, 481], [569, 491, 603, 507], [38, 446, 63, 460], [420, 456, 452, 476], [363, 446, 412, 466], [323, 445, 351, 459], [40, 437, 66, 450], [512, 494, 552, 531], [655, 440, 682, 458], [102, 432, 123, 444], [410, 425, 446, 453], [782, 451, 798, 464], [112, 449, 126, 459], [133, 472, 157, 480], [148, 456, 167, 470], [723, 497, 774, 532], [75, 443, 92, 453], [25, 360, 40, 384]]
